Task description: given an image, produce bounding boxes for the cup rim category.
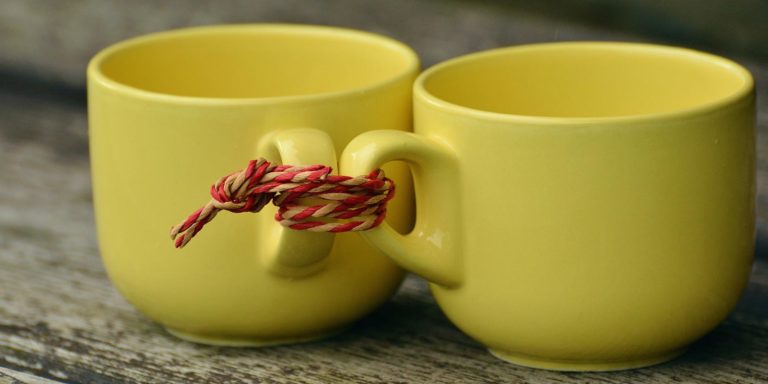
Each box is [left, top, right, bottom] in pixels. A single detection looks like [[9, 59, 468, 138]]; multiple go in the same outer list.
[[414, 41, 754, 125], [87, 24, 420, 105]]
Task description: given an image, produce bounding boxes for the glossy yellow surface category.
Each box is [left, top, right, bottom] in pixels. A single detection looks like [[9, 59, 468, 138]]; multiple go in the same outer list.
[[341, 42, 755, 370], [88, 25, 417, 345]]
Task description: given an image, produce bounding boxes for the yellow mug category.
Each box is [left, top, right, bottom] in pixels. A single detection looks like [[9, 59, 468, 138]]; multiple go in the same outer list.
[[88, 24, 417, 346], [341, 42, 755, 370]]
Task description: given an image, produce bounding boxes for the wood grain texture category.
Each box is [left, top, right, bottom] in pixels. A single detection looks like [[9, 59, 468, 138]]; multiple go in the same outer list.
[[1, 5, 768, 382], [0, 367, 63, 384], [1, 71, 767, 383]]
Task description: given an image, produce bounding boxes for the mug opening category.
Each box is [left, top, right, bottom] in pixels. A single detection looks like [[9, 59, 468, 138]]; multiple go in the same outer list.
[[89, 24, 418, 101], [418, 42, 752, 121]]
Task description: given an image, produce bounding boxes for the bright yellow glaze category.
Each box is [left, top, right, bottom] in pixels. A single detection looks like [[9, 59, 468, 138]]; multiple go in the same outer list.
[[341, 42, 755, 370], [88, 25, 417, 345]]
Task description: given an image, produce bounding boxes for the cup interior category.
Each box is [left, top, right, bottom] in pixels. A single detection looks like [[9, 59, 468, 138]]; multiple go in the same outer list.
[[419, 43, 752, 119], [91, 25, 417, 99]]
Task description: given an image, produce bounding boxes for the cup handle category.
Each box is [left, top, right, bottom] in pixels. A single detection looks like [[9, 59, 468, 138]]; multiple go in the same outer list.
[[256, 128, 337, 278], [340, 130, 462, 287]]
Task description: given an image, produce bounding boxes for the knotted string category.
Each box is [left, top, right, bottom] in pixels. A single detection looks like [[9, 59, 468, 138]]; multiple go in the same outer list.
[[170, 158, 394, 248]]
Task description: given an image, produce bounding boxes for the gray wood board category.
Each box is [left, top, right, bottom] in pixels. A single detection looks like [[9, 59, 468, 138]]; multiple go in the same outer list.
[[2, 13, 768, 382], [1, 70, 768, 383]]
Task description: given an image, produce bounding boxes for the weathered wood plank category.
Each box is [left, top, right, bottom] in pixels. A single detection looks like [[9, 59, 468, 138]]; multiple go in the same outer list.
[[0, 367, 64, 384], [1, 77, 768, 383], [1, 6, 768, 381]]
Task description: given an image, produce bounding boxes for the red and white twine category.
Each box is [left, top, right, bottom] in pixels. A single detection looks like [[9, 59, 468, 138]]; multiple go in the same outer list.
[[170, 158, 395, 248]]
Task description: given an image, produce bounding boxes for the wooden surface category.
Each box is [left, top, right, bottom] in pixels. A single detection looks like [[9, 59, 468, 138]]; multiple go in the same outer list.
[[1, 69, 767, 384], [2, 2, 768, 383]]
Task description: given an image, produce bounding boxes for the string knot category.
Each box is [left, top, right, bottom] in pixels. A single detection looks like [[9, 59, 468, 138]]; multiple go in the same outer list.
[[169, 158, 394, 248]]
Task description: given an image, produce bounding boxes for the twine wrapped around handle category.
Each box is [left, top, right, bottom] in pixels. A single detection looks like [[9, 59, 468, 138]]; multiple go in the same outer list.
[[170, 158, 395, 248]]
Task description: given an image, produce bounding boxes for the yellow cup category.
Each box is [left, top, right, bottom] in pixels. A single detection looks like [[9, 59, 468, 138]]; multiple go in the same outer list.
[[87, 24, 417, 346], [341, 42, 755, 370]]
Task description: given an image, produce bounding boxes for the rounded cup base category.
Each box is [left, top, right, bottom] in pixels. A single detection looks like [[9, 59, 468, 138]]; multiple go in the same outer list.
[[164, 326, 346, 347], [488, 347, 687, 372]]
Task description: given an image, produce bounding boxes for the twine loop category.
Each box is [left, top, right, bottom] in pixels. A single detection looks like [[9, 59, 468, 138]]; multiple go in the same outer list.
[[170, 158, 395, 248]]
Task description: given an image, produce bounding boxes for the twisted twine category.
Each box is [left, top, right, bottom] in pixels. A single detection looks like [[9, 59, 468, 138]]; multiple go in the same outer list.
[[169, 158, 395, 248]]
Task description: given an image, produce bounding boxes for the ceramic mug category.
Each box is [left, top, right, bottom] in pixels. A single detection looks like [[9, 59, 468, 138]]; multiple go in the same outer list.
[[341, 42, 755, 370], [88, 24, 417, 345]]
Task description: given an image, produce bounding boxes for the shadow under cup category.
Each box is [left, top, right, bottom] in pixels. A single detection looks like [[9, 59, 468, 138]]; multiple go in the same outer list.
[[88, 25, 417, 346], [343, 42, 755, 371]]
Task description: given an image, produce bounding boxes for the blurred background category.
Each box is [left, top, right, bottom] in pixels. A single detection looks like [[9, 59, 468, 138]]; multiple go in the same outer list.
[[3, 0, 768, 87]]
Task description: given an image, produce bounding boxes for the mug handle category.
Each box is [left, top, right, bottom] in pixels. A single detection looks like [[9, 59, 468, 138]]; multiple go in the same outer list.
[[256, 128, 337, 278], [340, 130, 462, 287]]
